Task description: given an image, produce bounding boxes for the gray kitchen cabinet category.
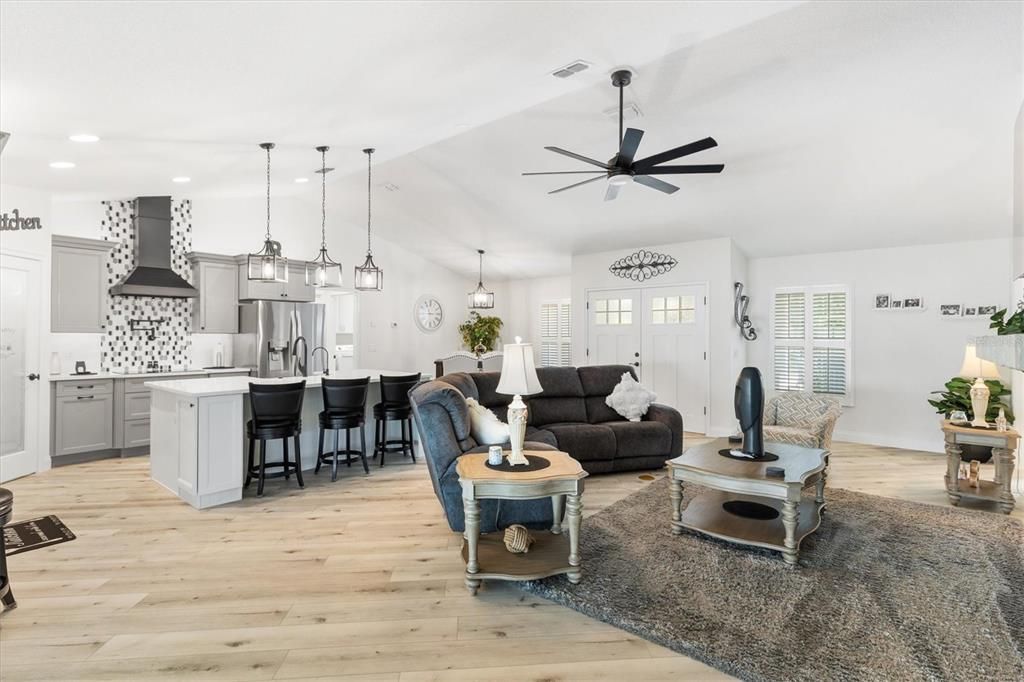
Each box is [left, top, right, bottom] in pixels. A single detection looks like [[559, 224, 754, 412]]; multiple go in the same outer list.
[[235, 256, 314, 302], [51, 235, 116, 333], [187, 252, 239, 333], [54, 382, 115, 456]]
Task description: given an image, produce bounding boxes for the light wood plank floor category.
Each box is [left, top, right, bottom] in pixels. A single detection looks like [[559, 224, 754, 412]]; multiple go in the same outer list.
[[0, 438, 1018, 681]]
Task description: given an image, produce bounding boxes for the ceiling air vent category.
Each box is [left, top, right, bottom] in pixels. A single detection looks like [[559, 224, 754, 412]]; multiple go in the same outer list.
[[551, 60, 591, 79]]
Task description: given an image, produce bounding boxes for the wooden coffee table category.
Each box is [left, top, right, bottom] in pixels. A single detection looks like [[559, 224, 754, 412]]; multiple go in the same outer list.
[[456, 450, 587, 595], [666, 438, 829, 566]]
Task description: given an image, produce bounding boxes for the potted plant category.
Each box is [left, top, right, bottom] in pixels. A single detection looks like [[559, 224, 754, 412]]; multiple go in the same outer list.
[[458, 312, 503, 353], [928, 377, 1014, 462], [989, 307, 1024, 335]]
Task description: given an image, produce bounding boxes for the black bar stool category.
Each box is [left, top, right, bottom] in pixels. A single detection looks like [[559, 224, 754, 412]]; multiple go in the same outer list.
[[317, 377, 370, 480], [373, 373, 421, 467], [245, 381, 306, 497], [0, 487, 15, 613]]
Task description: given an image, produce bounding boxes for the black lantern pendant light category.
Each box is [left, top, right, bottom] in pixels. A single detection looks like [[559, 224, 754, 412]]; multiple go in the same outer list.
[[306, 145, 342, 288], [354, 147, 383, 291], [468, 249, 494, 309], [247, 142, 289, 282]]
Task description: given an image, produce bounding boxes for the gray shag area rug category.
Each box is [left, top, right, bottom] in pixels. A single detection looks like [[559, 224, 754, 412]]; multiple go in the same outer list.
[[521, 478, 1024, 681]]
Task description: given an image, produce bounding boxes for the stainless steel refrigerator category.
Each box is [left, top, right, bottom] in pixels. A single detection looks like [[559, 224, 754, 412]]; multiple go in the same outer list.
[[234, 301, 327, 378]]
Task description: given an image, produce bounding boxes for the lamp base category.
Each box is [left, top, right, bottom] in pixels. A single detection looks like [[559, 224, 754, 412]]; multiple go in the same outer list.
[[507, 395, 529, 466], [969, 377, 991, 428]]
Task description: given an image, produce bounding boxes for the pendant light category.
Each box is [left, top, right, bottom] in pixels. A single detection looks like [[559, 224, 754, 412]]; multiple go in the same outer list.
[[354, 147, 383, 291], [247, 142, 289, 282], [305, 145, 342, 288], [468, 249, 494, 309]]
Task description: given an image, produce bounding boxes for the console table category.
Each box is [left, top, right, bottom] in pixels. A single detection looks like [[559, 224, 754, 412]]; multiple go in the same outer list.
[[942, 420, 1018, 514], [456, 450, 586, 595], [667, 439, 829, 566]]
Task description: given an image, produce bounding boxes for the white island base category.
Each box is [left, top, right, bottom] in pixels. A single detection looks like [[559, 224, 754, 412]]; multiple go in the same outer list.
[[148, 371, 422, 509]]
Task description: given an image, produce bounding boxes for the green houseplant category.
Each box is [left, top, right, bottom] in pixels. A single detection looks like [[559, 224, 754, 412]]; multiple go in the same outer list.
[[928, 377, 1014, 462], [458, 312, 503, 353], [989, 306, 1024, 335]]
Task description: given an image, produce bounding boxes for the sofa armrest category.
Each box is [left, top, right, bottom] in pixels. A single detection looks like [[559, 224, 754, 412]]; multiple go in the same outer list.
[[644, 403, 683, 456]]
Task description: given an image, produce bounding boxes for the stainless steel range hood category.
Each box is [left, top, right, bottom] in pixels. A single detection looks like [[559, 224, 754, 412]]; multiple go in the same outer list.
[[110, 196, 198, 298]]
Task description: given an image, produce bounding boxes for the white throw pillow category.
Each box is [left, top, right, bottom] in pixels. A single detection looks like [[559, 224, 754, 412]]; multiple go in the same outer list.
[[465, 397, 510, 445], [605, 372, 657, 422]]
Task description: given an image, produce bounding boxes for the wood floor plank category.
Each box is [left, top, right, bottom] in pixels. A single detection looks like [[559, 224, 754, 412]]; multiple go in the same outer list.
[[397, 656, 731, 681], [0, 650, 287, 681]]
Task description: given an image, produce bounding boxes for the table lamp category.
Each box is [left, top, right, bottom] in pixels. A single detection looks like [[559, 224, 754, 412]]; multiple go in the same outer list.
[[959, 344, 1001, 427], [496, 336, 543, 466]]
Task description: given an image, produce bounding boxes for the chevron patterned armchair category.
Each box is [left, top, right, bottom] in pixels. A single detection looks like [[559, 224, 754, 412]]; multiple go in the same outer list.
[[763, 393, 843, 449]]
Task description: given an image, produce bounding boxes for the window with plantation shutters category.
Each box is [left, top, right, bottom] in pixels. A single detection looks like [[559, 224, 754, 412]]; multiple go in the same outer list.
[[771, 286, 852, 403], [540, 300, 572, 367]]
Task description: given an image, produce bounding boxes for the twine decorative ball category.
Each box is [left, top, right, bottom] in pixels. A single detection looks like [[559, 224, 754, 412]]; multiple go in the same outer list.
[[503, 524, 535, 554]]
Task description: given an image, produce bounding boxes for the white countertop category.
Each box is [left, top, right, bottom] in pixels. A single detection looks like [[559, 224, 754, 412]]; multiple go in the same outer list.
[[48, 367, 251, 382], [146, 369, 427, 398]]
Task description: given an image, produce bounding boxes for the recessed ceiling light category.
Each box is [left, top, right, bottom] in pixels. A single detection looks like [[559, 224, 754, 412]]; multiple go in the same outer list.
[[294, 177, 309, 183], [49, 161, 75, 169], [69, 133, 100, 143], [172, 176, 191, 183]]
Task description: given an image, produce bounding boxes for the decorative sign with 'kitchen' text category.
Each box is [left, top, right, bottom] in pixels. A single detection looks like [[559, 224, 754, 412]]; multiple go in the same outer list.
[[0, 209, 43, 231]]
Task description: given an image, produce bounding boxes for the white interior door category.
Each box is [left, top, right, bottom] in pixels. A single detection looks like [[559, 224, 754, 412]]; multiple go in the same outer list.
[[1, 252, 43, 482], [586, 289, 642, 377], [641, 285, 708, 434]]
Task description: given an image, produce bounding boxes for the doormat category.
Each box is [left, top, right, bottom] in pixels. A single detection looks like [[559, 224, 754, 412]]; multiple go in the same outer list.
[[4, 515, 76, 556]]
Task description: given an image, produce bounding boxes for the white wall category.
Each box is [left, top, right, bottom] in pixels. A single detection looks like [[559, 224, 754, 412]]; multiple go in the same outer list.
[[0, 183, 54, 473], [572, 238, 747, 436], [49, 195, 478, 377], [500, 275, 572, 356], [747, 238, 1012, 453]]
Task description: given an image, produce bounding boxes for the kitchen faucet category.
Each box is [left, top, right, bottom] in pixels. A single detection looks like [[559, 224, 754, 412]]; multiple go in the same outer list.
[[311, 346, 330, 375], [293, 335, 308, 377]]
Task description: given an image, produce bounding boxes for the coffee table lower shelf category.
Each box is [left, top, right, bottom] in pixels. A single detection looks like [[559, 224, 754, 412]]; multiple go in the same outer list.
[[674, 490, 823, 560], [461, 531, 575, 584]]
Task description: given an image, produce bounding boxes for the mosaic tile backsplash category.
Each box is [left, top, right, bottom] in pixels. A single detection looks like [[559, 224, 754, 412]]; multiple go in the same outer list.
[[100, 199, 193, 371]]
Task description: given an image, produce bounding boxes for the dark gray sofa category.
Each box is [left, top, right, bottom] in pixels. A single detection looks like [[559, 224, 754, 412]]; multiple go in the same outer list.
[[409, 365, 683, 532]]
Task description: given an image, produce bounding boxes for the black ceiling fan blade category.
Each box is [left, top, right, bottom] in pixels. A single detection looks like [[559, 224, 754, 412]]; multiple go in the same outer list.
[[549, 175, 606, 195], [633, 175, 679, 194], [522, 170, 607, 176], [604, 183, 621, 202], [641, 164, 725, 175], [616, 128, 644, 166], [632, 137, 717, 171], [544, 146, 611, 169]]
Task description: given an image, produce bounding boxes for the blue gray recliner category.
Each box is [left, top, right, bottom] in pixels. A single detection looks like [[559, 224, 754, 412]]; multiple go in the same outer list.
[[409, 365, 683, 533]]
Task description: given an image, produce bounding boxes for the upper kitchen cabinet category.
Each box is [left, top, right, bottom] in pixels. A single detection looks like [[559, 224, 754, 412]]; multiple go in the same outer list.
[[187, 252, 239, 333], [235, 256, 315, 303], [51, 235, 116, 333]]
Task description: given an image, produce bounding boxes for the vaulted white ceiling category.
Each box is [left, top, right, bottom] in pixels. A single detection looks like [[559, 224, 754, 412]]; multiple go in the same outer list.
[[2, 1, 1021, 279]]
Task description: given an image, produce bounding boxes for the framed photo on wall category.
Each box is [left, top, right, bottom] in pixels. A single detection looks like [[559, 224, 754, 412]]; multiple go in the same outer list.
[[874, 294, 891, 310], [940, 304, 961, 317]]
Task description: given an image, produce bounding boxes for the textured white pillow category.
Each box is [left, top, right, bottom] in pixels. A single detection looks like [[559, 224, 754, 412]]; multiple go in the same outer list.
[[465, 397, 510, 445], [605, 372, 657, 422]]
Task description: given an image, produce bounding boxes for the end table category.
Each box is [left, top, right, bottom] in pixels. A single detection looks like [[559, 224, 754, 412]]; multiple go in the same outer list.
[[456, 449, 587, 595], [942, 420, 1018, 514]]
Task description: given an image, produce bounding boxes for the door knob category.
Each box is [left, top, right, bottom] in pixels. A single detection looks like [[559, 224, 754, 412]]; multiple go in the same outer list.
[[632, 362, 640, 367], [27, 373, 40, 381]]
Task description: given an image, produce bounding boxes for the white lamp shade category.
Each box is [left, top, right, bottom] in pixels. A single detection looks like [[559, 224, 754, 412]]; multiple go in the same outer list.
[[496, 336, 543, 396], [959, 344, 1001, 380]]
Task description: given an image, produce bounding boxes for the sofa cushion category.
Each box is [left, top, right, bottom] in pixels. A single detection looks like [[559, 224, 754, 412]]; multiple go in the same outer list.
[[472, 372, 509, 410], [764, 425, 820, 449], [604, 421, 673, 457], [528, 397, 588, 426], [409, 380, 472, 443], [437, 372, 479, 402], [536, 367, 586, 397], [773, 393, 830, 428], [578, 365, 636, 423], [543, 423, 617, 462]]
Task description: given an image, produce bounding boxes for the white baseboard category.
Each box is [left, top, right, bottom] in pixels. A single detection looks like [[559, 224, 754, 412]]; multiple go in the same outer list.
[[833, 428, 944, 454]]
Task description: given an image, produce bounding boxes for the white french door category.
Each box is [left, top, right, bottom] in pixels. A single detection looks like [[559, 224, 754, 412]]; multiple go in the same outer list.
[[641, 285, 708, 434], [586, 283, 708, 433], [586, 289, 642, 376], [0, 252, 43, 482]]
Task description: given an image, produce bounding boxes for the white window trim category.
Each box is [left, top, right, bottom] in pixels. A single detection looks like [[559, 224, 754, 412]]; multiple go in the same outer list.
[[539, 298, 572, 367], [770, 284, 855, 407]]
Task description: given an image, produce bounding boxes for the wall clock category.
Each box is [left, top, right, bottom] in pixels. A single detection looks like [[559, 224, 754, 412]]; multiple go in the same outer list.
[[414, 295, 444, 333]]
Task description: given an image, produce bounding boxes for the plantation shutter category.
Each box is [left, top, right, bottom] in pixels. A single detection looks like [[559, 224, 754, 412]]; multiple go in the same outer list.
[[772, 287, 851, 401], [540, 300, 572, 367]]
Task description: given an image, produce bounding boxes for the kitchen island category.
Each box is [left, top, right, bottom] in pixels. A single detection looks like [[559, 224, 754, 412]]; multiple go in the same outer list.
[[147, 370, 425, 509]]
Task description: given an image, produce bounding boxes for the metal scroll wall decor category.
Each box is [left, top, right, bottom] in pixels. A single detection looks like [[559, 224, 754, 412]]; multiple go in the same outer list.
[[734, 282, 757, 341], [609, 250, 678, 282]]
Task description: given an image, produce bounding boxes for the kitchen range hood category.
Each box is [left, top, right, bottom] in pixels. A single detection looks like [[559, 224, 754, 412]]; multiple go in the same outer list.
[[110, 196, 198, 298]]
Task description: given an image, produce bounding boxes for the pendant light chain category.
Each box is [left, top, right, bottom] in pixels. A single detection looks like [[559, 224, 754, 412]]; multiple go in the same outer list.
[[320, 147, 327, 249], [478, 250, 484, 285], [366, 148, 373, 255], [265, 144, 272, 241]]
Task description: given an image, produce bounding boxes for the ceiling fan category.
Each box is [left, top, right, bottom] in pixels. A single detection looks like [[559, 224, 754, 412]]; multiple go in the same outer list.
[[523, 69, 724, 201]]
